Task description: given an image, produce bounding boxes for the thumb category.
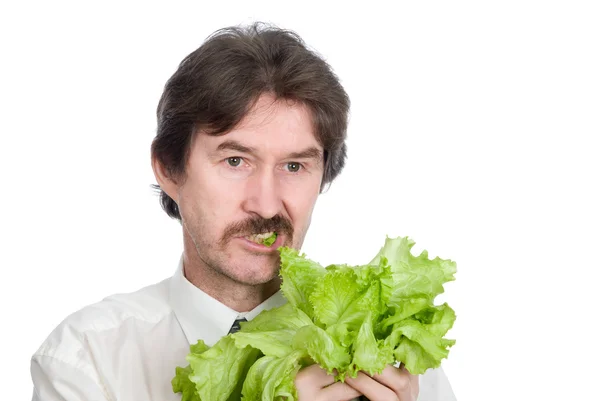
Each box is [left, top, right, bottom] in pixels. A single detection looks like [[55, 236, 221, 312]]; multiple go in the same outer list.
[[318, 381, 362, 401]]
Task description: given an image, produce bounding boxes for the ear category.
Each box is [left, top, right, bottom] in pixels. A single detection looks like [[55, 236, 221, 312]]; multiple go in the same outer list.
[[151, 156, 180, 203]]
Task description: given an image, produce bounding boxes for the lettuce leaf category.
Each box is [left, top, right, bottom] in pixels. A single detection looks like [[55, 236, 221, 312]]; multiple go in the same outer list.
[[279, 247, 326, 319], [385, 303, 456, 374], [187, 336, 260, 401], [173, 236, 457, 400], [171, 340, 209, 401], [292, 324, 351, 376], [242, 351, 306, 401], [349, 312, 395, 377], [263, 232, 277, 247], [310, 266, 366, 329], [370, 236, 456, 306], [231, 304, 313, 358]]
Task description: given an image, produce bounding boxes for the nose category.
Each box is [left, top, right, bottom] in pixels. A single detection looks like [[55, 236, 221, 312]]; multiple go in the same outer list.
[[241, 168, 283, 219]]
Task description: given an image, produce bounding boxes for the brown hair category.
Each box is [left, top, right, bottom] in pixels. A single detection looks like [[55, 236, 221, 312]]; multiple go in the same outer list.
[[151, 22, 350, 221]]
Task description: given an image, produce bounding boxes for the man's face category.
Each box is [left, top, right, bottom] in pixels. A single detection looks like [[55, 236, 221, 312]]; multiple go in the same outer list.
[[174, 94, 323, 286]]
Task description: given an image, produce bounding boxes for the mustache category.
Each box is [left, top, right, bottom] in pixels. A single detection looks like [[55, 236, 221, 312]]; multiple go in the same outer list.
[[220, 215, 294, 245]]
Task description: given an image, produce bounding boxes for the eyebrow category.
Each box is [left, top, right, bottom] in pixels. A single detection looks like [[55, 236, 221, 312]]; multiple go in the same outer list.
[[287, 147, 323, 163], [215, 140, 323, 163], [216, 140, 257, 155]]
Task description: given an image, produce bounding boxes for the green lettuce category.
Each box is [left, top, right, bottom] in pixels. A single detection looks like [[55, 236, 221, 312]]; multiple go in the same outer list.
[[279, 248, 326, 319], [173, 236, 456, 400], [171, 341, 209, 401], [263, 232, 277, 247]]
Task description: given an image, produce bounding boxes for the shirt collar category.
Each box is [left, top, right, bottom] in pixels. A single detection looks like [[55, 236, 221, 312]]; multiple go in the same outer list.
[[169, 254, 287, 346]]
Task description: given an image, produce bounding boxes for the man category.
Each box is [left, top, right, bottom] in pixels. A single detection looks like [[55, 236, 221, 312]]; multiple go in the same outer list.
[[31, 23, 456, 400]]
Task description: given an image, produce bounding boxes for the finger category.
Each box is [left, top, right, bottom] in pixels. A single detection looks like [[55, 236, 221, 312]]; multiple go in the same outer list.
[[371, 365, 419, 398], [319, 381, 362, 401], [346, 371, 397, 400], [295, 364, 337, 388]]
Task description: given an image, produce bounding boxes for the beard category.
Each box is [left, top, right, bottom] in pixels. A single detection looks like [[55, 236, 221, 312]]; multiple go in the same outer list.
[[184, 213, 296, 286], [218, 214, 294, 248]]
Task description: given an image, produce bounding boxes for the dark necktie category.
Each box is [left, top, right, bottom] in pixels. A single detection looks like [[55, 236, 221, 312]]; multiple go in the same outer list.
[[228, 317, 247, 334]]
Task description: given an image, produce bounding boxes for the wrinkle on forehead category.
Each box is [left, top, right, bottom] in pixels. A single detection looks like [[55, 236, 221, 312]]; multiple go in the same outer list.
[[237, 94, 311, 134], [191, 93, 321, 157]]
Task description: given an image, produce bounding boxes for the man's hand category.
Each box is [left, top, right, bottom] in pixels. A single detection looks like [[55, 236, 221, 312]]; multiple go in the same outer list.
[[345, 365, 419, 401], [295, 364, 419, 401], [295, 364, 361, 401]]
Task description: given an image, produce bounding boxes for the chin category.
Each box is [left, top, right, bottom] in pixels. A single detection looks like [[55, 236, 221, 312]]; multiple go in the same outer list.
[[230, 271, 280, 286], [224, 259, 281, 286]]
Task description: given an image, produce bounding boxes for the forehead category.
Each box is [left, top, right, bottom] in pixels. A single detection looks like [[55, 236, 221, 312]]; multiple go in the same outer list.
[[198, 94, 322, 154]]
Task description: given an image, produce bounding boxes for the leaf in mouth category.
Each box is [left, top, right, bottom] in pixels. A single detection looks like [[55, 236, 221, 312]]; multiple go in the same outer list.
[[263, 233, 277, 247]]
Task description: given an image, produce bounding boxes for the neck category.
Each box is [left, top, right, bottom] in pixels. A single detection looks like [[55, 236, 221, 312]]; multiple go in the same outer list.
[[181, 235, 281, 312]]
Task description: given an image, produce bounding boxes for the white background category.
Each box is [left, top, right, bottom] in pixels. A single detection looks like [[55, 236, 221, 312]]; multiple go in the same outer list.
[[1, 1, 599, 400]]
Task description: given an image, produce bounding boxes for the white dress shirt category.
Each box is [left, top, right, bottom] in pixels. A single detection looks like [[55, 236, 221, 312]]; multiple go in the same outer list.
[[31, 256, 457, 401]]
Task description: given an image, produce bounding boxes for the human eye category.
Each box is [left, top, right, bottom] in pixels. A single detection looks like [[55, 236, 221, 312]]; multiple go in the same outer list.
[[284, 162, 303, 173], [225, 157, 244, 167], [218, 156, 252, 179]]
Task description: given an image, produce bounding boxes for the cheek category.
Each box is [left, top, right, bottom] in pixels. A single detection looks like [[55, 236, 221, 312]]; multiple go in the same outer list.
[[179, 173, 240, 228], [283, 179, 320, 226]]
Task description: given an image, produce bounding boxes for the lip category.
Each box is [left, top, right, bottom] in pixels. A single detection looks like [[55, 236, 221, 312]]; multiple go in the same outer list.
[[235, 233, 286, 253]]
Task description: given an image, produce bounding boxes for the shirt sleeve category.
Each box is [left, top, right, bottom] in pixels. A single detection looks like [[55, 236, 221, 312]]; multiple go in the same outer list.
[[417, 367, 457, 401], [31, 354, 111, 401]]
